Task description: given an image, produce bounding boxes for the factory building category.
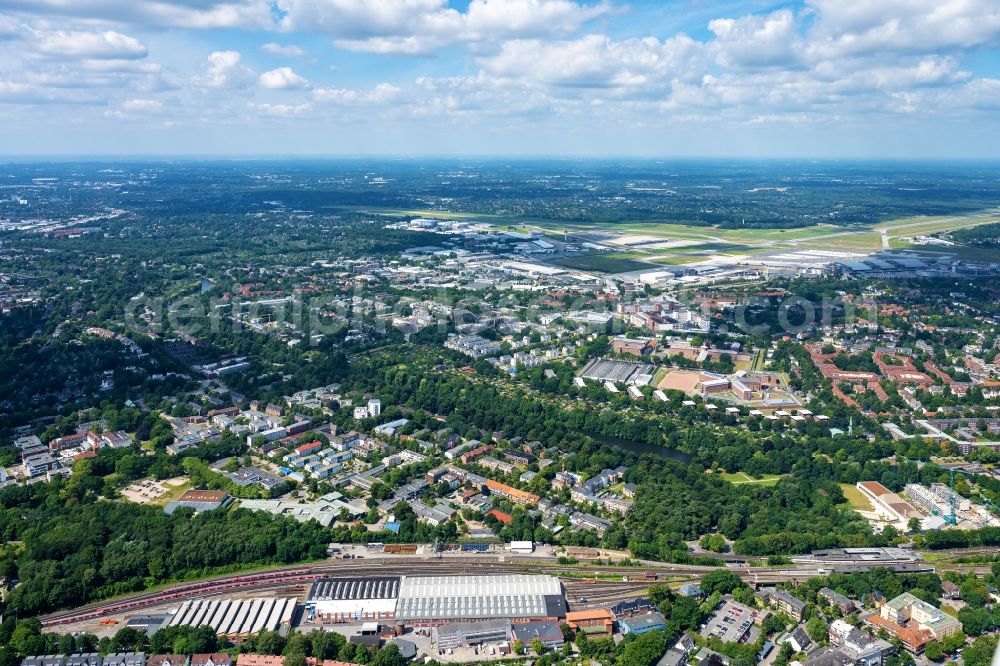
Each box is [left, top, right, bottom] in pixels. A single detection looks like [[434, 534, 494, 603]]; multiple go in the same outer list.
[[433, 619, 512, 650], [299, 573, 568, 629], [396, 575, 565, 624], [305, 577, 401, 623], [167, 598, 295, 642]]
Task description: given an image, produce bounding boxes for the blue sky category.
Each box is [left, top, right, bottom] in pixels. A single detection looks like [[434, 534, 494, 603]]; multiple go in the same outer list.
[[1, 0, 999, 157]]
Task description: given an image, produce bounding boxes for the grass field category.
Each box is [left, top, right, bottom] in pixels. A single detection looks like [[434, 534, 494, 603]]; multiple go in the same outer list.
[[151, 478, 193, 506], [894, 244, 1000, 262], [839, 483, 874, 511], [548, 253, 652, 273], [718, 472, 786, 486], [649, 255, 700, 265]]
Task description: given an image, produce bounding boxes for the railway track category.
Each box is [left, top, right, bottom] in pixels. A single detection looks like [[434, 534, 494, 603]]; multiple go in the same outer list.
[[38, 556, 832, 628]]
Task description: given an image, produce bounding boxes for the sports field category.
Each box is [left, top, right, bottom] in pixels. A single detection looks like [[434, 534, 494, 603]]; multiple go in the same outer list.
[[718, 472, 786, 486], [657, 369, 703, 393]]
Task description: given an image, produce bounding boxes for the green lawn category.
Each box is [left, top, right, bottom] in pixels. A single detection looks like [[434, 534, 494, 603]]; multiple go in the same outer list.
[[547, 253, 652, 273], [839, 483, 874, 511], [718, 472, 786, 486], [649, 255, 698, 265], [671, 242, 758, 253], [151, 479, 193, 506], [913, 245, 1000, 263]]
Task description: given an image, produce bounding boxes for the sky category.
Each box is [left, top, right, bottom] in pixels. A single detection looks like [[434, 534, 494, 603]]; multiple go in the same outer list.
[[1, 0, 1000, 157]]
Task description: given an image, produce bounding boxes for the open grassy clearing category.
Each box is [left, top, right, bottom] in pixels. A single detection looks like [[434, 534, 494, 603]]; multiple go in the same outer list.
[[879, 211, 1000, 235], [548, 253, 653, 273], [150, 477, 192, 506], [895, 245, 1000, 263], [673, 242, 758, 252], [649, 255, 703, 266], [717, 471, 787, 486], [813, 232, 884, 252], [839, 482, 874, 511]]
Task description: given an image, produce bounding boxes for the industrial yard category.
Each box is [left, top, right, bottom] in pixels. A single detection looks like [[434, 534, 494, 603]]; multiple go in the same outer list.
[[34, 537, 944, 666]]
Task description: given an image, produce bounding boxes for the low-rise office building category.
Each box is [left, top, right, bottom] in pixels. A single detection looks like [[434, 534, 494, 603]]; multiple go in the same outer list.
[[619, 612, 666, 635]]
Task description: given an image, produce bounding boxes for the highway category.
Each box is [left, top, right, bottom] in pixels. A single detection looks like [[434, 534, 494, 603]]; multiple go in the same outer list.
[[38, 553, 842, 629]]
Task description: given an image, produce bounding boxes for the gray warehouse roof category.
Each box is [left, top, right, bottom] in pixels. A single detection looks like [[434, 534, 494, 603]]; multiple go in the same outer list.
[[168, 597, 294, 637], [308, 577, 400, 601], [396, 574, 565, 621]]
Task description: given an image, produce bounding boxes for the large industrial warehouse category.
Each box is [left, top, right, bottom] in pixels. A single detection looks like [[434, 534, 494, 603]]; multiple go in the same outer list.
[[306, 577, 401, 623], [396, 575, 565, 623], [305, 574, 565, 625], [168, 597, 296, 641]]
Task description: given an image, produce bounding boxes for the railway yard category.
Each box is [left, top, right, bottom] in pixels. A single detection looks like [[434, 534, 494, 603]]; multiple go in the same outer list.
[[40, 545, 945, 640]]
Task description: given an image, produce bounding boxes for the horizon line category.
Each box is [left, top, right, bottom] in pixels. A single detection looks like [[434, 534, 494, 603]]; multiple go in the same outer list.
[[2, 154, 1000, 163]]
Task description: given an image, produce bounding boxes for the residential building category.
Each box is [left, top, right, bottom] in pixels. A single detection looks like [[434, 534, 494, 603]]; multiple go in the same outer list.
[[478, 457, 515, 475], [880, 593, 961, 640], [565, 609, 614, 636], [103, 655, 145, 666], [374, 419, 408, 436], [569, 511, 612, 535], [825, 620, 894, 666], [486, 479, 540, 504], [779, 627, 812, 654], [21, 658, 66, 666], [611, 597, 656, 618], [619, 612, 666, 635], [509, 620, 564, 649], [773, 589, 807, 621], [66, 656, 102, 666], [658, 649, 687, 666], [146, 657, 187, 666], [22, 452, 60, 478], [409, 500, 456, 526], [189, 656, 231, 666], [819, 588, 857, 614], [677, 584, 702, 599], [236, 657, 284, 666]]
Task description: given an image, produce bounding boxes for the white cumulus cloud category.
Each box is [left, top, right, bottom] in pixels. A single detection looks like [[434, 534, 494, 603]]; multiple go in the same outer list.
[[249, 101, 313, 116], [804, 0, 1000, 58], [277, 0, 611, 54], [261, 42, 306, 57], [0, 0, 278, 30], [478, 34, 705, 92], [708, 9, 801, 68], [312, 82, 402, 105], [259, 66, 310, 90], [0, 13, 22, 38], [31, 29, 147, 60], [121, 98, 163, 111], [191, 50, 255, 89]]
